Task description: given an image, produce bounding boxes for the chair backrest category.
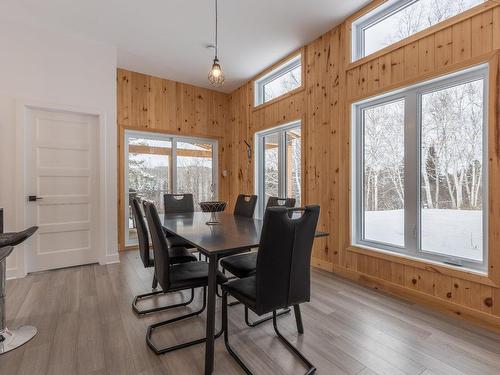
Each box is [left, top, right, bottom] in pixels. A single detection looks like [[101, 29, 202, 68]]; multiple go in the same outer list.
[[164, 194, 194, 214], [255, 205, 320, 315], [143, 201, 171, 291], [266, 197, 296, 209], [233, 194, 257, 217], [130, 197, 151, 268]]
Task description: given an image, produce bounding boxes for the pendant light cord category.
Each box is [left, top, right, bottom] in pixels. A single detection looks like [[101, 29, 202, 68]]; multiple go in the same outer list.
[[215, 0, 218, 59]]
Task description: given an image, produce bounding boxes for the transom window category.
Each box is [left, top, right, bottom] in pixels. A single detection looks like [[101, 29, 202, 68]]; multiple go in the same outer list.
[[255, 121, 302, 218], [124, 130, 218, 245], [352, 0, 484, 61], [254, 54, 302, 106], [352, 65, 488, 272]]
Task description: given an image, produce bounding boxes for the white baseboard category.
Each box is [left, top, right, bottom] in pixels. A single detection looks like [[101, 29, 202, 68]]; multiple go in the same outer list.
[[6, 253, 120, 279], [6, 268, 25, 280], [100, 253, 120, 265]]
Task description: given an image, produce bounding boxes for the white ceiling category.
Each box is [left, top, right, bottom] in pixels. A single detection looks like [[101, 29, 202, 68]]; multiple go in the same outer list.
[[0, 0, 369, 93]]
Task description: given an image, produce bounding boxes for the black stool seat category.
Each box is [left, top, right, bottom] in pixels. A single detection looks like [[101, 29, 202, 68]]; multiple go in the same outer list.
[[220, 252, 257, 278], [169, 261, 227, 290], [0, 227, 38, 248]]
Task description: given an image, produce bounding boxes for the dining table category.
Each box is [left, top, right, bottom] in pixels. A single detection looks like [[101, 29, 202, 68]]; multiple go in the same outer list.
[[160, 211, 328, 375]]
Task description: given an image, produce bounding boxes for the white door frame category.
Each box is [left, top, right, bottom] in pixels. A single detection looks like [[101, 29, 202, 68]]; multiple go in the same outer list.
[[14, 99, 108, 278]]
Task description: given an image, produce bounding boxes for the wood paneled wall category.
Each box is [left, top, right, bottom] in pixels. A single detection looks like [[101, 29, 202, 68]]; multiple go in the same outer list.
[[226, 1, 500, 330], [117, 69, 230, 250]]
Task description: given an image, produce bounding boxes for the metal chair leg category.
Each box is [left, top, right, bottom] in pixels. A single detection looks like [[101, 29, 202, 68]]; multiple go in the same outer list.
[[293, 304, 304, 334], [223, 292, 316, 374], [273, 309, 316, 374], [222, 291, 252, 374], [146, 287, 223, 355], [152, 274, 158, 290], [132, 287, 195, 315], [244, 306, 290, 327]]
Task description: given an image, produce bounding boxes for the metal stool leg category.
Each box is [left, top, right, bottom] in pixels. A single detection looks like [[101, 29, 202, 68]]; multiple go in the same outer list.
[[0, 256, 37, 354]]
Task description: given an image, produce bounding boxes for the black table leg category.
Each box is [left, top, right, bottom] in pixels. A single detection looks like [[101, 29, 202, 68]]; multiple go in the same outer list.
[[204, 253, 218, 375]]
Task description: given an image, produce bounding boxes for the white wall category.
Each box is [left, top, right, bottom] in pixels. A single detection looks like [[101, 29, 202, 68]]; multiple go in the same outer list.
[[0, 20, 118, 278]]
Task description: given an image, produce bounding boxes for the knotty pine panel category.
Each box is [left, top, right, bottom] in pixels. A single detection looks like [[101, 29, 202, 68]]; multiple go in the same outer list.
[[226, 1, 500, 330], [117, 69, 230, 249]]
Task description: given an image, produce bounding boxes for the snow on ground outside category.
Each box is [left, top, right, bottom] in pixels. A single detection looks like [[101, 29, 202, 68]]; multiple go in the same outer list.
[[364, 209, 483, 261]]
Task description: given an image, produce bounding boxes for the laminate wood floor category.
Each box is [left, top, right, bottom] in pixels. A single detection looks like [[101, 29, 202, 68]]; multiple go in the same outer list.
[[2, 251, 500, 374]]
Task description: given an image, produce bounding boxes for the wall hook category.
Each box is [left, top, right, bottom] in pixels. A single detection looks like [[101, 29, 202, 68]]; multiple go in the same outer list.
[[244, 140, 252, 160]]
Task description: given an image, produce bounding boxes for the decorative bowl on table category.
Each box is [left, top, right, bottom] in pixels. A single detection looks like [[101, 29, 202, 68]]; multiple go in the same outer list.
[[199, 201, 227, 225]]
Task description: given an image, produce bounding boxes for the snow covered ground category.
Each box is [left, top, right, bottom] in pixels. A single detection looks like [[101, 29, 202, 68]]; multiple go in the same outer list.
[[364, 209, 483, 261]]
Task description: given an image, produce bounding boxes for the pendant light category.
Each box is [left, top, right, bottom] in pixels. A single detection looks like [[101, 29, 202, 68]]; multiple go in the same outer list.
[[208, 0, 224, 87]]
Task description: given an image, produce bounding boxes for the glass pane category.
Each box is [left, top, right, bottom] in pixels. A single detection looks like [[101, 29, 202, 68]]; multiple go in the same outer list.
[[363, 99, 405, 246], [286, 128, 301, 207], [128, 137, 172, 242], [363, 0, 483, 57], [263, 133, 280, 208], [176, 141, 215, 210], [264, 65, 301, 102], [420, 79, 484, 261]]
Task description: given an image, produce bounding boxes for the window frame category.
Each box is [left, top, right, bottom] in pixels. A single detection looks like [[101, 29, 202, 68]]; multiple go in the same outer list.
[[124, 129, 218, 245], [352, 64, 488, 273], [255, 120, 302, 218], [254, 54, 302, 106], [351, 0, 485, 61]]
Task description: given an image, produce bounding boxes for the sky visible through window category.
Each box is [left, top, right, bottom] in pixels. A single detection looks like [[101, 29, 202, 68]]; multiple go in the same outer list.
[[363, 0, 484, 57], [263, 65, 301, 103]]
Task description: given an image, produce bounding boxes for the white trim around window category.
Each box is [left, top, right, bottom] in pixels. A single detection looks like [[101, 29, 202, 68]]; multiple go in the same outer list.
[[254, 54, 302, 106], [351, 0, 485, 61], [351, 64, 488, 273], [254, 120, 302, 218]]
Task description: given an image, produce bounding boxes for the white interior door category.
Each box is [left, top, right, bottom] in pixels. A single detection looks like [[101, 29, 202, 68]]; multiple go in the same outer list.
[[25, 108, 99, 272]]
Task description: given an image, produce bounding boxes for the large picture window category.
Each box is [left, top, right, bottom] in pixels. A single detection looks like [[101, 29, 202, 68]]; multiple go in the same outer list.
[[352, 65, 487, 271], [351, 0, 484, 61], [124, 130, 217, 245], [255, 121, 302, 218]]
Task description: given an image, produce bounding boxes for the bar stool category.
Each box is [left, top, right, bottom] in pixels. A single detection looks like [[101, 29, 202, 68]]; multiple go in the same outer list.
[[0, 226, 38, 354]]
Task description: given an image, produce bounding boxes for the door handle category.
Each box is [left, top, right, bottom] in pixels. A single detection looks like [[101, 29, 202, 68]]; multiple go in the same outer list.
[[28, 195, 43, 202]]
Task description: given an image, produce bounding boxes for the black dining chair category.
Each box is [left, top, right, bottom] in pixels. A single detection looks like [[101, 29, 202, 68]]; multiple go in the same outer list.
[[220, 196, 296, 326], [221, 205, 320, 374], [143, 201, 228, 355], [233, 194, 258, 217], [163, 193, 201, 256], [131, 197, 197, 315], [164, 193, 195, 214]]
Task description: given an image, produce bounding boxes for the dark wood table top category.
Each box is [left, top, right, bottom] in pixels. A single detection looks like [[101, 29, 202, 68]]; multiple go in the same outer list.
[[160, 212, 328, 256]]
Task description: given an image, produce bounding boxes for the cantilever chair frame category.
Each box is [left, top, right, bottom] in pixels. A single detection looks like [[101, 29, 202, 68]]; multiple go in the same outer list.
[[143, 201, 226, 355], [221, 206, 319, 374], [223, 196, 297, 326], [131, 197, 196, 316]]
